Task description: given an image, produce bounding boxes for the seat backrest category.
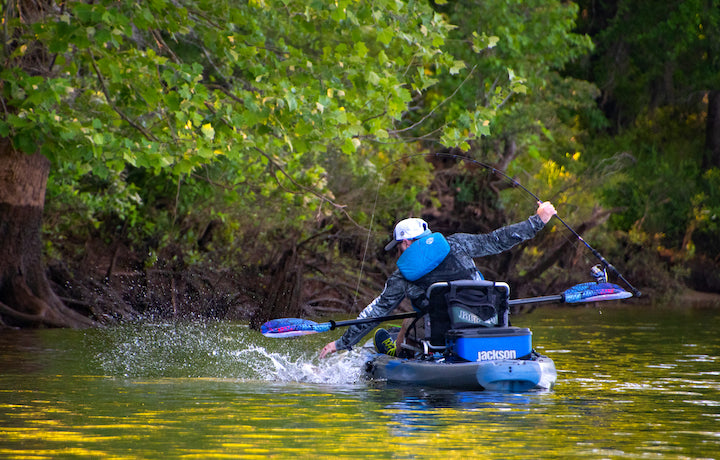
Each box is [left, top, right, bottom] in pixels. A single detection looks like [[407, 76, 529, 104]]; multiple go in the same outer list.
[[425, 280, 510, 345]]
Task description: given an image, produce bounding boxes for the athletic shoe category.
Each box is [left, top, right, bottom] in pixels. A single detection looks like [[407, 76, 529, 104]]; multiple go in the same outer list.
[[374, 328, 396, 357]]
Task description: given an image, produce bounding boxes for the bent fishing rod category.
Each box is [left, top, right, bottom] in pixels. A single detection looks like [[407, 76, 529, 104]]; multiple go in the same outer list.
[[386, 152, 642, 297]]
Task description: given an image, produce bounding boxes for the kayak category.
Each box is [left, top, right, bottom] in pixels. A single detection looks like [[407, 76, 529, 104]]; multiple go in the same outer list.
[[362, 326, 557, 392], [261, 277, 631, 391], [364, 351, 557, 392]]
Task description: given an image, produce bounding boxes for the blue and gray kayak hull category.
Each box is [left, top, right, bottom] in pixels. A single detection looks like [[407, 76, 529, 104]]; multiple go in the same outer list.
[[364, 353, 557, 391], [364, 325, 556, 391]]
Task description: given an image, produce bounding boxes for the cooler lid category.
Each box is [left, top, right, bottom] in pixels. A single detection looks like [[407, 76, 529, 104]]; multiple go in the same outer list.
[[446, 326, 531, 338]]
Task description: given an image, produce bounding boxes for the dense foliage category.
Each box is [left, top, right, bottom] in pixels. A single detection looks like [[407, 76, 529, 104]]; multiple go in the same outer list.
[[2, 0, 718, 324], [569, 0, 720, 294]]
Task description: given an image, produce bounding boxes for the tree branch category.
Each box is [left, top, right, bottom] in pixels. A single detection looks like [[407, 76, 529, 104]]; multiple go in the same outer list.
[[389, 65, 477, 136], [88, 49, 159, 142], [254, 147, 370, 231]]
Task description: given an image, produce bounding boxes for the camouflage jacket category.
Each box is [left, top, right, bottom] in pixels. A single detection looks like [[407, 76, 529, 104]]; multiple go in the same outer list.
[[334, 214, 546, 351]]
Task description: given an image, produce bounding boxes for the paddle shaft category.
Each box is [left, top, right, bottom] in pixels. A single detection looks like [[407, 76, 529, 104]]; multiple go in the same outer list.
[[329, 311, 418, 329], [331, 289, 616, 329], [508, 294, 564, 306], [263, 282, 627, 337]]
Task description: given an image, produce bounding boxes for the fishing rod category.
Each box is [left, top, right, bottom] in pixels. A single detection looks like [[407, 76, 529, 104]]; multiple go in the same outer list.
[[386, 152, 642, 297]]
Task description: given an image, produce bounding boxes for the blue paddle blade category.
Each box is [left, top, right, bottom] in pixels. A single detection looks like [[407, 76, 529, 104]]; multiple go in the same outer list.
[[261, 318, 332, 338], [563, 282, 633, 303]]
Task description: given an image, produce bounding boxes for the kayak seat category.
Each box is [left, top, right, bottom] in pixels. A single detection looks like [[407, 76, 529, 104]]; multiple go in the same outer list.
[[425, 280, 511, 346]]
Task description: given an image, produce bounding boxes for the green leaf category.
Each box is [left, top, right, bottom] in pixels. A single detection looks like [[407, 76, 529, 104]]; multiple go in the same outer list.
[[471, 32, 500, 53], [92, 133, 105, 145], [367, 71, 381, 85], [331, 6, 345, 21], [377, 27, 394, 46], [201, 123, 216, 140], [449, 60, 466, 75], [341, 137, 357, 154], [354, 41, 368, 58]]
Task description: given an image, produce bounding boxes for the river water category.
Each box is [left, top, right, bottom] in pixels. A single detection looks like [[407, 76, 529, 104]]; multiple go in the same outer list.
[[1, 304, 718, 459]]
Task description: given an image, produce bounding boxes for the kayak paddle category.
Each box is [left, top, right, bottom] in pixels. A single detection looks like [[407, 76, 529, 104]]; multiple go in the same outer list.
[[261, 282, 631, 338], [261, 311, 418, 338], [509, 282, 632, 306]]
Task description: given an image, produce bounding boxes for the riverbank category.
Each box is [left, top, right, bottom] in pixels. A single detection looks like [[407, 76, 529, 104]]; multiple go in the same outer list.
[[43, 252, 720, 330], [678, 288, 720, 308], [20, 223, 720, 329]]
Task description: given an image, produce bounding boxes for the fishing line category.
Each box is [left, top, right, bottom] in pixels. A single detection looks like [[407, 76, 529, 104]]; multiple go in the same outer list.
[[351, 151, 640, 304], [351, 176, 381, 312]]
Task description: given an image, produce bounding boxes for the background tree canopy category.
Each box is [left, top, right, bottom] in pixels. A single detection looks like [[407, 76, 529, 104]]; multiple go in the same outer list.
[[1, 0, 718, 328]]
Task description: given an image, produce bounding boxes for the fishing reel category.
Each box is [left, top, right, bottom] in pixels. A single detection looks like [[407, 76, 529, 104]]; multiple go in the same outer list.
[[590, 265, 608, 284]]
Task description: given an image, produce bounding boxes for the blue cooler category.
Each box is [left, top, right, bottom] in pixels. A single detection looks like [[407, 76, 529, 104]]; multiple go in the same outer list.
[[446, 327, 532, 362]]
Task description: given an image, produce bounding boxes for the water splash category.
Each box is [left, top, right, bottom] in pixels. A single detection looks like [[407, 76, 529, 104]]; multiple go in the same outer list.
[[236, 345, 367, 385], [91, 321, 368, 385]]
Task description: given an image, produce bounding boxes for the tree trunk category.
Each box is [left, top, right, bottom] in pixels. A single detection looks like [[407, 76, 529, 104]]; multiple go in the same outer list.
[[705, 90, 720, 169], [0, 140, 95, 328], [250, 245, 303, 328]]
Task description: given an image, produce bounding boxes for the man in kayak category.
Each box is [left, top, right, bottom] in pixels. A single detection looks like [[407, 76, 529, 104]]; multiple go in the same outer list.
[[319, 201, 557, 358]]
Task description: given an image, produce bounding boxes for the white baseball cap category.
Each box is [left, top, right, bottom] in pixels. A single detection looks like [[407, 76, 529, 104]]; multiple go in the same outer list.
[[384, 218, 431, 251]]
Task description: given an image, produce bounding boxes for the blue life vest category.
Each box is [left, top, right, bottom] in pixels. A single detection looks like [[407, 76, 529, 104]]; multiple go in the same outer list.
[[396, 233, 451, 281]]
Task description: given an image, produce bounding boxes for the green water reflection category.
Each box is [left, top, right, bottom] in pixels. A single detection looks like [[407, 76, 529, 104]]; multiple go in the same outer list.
[[1, 305, 718, 459]]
